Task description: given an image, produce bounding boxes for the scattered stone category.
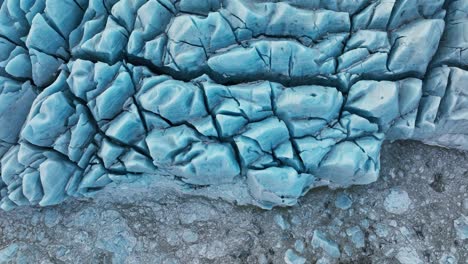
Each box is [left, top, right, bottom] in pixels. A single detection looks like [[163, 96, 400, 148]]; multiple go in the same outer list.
[[384, 189, 411, 214], [335, 193, 353, 210], [316, 257, 332, 264], [166, 230, 181, 246], [205, 240, 227, 260], [389, 220, 398, 227], [462, 198, 468, 213], [384, 248, 395, 257], [343, 244, 352, 256], [346, 226, 365, 248], [439, 253, 457, 264], [311, 230, 340, 258], [274, 214, 289, 230], [374, 223, 390, 238], [284, 249, 306, 264], [181, 229, 198, 243], [0, 139, 466, 263], [44, 209, 60, 228], [290, 215, 301, 226], [399, 226, 411, 237], [294, 240, 304, 253], [0, 244, 18, 263], [396, 247, 423, 264], [454, 215, 468, 240], [360, 219, 369, 229]]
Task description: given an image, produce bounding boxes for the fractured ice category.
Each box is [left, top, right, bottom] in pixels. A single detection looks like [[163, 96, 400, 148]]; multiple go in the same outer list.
[[0, 0, 467, 210]]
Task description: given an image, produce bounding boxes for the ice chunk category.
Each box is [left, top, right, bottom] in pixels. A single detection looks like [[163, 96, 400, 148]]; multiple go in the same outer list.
[[384, 188, 412, 215], [247, 167, 314, 208], [335, 193, 352, 210], [311, 230, 341, 258], [454, 215, 468, 240], [346, 226, 365, 248], [284, 249, 306, 264]]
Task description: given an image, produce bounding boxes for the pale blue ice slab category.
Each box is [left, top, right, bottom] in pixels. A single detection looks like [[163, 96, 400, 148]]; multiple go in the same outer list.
[[0, 0, 467, 210]]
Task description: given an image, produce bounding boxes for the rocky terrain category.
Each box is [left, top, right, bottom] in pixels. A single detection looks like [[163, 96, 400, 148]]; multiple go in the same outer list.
[[0, 140, 466, 263]]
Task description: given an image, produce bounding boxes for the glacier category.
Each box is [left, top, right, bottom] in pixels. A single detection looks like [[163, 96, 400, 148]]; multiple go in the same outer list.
[[0, 0, 467, 210]]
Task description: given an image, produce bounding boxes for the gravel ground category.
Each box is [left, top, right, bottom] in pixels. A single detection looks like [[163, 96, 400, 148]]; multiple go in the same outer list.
[[0, 140, 467, 264]]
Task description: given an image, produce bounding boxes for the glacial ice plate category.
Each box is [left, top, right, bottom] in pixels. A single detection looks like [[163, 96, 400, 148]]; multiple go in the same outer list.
[[0, 0, 467, 210]]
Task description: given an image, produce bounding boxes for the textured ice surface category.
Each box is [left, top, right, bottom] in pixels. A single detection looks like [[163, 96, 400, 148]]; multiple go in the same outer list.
[[0, 0, 467, 210]]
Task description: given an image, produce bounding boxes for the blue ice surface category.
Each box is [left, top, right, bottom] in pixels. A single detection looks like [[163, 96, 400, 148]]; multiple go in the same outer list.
[[0, 0, 467, 210]]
